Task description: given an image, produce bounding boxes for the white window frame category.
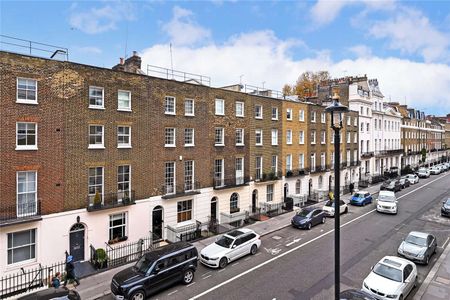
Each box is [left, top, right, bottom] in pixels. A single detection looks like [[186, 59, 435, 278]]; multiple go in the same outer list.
[[236, 101, 244, 117], [184, 160, 194, 191], [311, 130, 316, 144], [271, 155, 278, 173], [165, 161, 176, 194], [286, 154, 292, 171], [177, 200, 193, 223], [321, 153, 326, 169], [16, 78, 38, 104], [347, 116, 351, 126], [354, 132, 357, 143], [215, 127, 225, 146], [271, 129, 278, 145], [88, 166, 104, 204], [321, 130, 326, 144], [354, 118, 358, 126], [321, 112, 326, 123], [89, 86, 104, 109], [272, 107, 278, 120], [16, 122, 38, 150], [266, 184, 274, 202], [184, 99, 195, 116], [311, 111, 316, 123], [184, 128, 195, 147], [299, 153, 304, 169], [346, 132, 350, 143], [214, 159, 224, 187], [286, 129, 292, 144], [109, 212, 127, 241], [164, 96, 176, 115], [255, 156, 262, 180], [235, 128, 244, 146], [310, 153, 316, 172], [165, 128, 176, 147], [286, 108, 293, 120], [299, 110, 305, 121], [117, 126, 131, 148], [88, 125, 105, 149], [215, 99, 225, 116], [255, 129, 263, 146], [255, 105, 263, 119], [347, 150, 351, 166], [117, 165, 131, 201], [299, 131, 304, 144], [16, 171, 37, 217], [235, 157, 244, 185], [7, 229, 36, 265], [117, 90, 131, 111]]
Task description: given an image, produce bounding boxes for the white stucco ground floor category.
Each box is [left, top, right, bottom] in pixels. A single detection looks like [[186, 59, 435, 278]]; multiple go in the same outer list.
[[0, 180, 283, 276], [401, 149, 449, 169]]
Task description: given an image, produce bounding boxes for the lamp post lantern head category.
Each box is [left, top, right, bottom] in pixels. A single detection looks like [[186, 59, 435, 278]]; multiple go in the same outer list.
[[325, 92, 349, 128]]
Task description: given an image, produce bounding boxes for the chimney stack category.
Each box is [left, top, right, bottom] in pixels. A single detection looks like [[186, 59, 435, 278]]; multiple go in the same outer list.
[[112, 51, 142, 74]]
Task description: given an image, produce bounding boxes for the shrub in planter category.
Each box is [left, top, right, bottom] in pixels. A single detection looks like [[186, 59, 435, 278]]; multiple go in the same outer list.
[[95, 248, 107, 269], [93, 191, 102, 208], [286, 170, 293, 177], [262, 173, 267, 181], [268, 172, 276, 180]]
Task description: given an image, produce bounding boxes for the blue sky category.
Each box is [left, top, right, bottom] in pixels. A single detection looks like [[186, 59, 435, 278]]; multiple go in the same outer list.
[[1, 0, 450, 114]]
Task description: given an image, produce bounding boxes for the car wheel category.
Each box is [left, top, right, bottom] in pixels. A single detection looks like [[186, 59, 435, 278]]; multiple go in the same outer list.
[[425, 255, 430, 265], [219, 257, 228, 269], [321, 217, 326, 224], [413, 276, 418, 288], [307, 222, 312, 230], [250, 244, 258, 255], [399, 294, 403, 300], [129, 289, 146, 300], [182, 269, 194, 284]]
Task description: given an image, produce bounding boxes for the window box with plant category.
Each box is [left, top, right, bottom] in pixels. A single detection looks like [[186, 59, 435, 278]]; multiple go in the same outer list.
[[108, 235, 128, 245]]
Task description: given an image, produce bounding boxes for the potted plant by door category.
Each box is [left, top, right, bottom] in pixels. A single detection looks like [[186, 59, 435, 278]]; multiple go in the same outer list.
[[95, 248, 107, 269]]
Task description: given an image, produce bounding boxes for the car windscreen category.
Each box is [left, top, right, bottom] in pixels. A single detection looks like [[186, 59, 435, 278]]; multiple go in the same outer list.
[[353, 193, 365, 198], [215, 235, 234, 248], [297, 209, 312, 217], [325, 200, 335, 207], [378, 194, 395, 202], [405, 234, 427, 247], [373, 263, 402, 282], [446, 199, 450, 205], [134, 255, 154, 274]]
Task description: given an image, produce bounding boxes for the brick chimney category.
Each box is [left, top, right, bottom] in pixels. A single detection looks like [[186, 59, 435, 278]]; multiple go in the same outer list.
[[112, 51, 142, 74]]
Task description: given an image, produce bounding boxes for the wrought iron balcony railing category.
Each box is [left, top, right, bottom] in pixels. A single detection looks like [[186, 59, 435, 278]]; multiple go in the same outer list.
[[87, 191, 136, 211], [161, 182, 201, 198], [0, 200, 42, 225]]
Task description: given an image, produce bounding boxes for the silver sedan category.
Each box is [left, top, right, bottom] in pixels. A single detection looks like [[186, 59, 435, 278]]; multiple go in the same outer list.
[[397, 231, 437, 265]]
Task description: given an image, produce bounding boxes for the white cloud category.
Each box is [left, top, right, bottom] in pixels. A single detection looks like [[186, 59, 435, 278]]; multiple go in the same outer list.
[[369, 7, 450, 63], [69, 1, 135, 34], [140, 30, 450, 114], [349, 45, 372, 58], [161, 6, 211, 46], [310, 0, 350, 27], [74, 46, 102, 55]]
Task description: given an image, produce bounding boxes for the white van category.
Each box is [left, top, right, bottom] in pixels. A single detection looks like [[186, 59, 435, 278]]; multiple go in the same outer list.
[[376, 190, 398, 215]]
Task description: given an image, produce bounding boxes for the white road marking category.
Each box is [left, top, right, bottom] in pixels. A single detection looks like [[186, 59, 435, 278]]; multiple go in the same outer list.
[[167, 290, 178, 296], [244, 257, 251, 261], [440, 236, 450, 249], [218, 269, 226, 273], [189, 173, 448, 300], [285, 238, 302, 247], [202, 275, 212, 280], [255, 253, 261, 256], [231, 262, 240, 266], [187, 282, 196, 287], [202, 271, 212, 277]]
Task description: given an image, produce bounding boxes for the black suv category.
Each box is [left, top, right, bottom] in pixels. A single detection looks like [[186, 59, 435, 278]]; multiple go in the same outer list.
[[111, 242, 198, 300], [380, 179, 401, 192]]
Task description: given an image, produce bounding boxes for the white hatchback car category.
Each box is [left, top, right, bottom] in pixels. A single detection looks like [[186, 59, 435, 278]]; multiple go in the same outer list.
[[377, 191, 398, 214], [405, 174, 419, 184], [362, 256, 417, 300], [417, 168, 430, 178], [322, 199, 348, 217], [430, 166, 441, 175], [200, 228, 261, 269]]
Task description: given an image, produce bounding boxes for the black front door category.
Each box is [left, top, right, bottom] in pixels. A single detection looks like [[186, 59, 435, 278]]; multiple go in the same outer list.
[[152, 207, 163, 240], [69, 224, 85, 262], [283, 184, 287, 201], [210, 201, 217, 221]]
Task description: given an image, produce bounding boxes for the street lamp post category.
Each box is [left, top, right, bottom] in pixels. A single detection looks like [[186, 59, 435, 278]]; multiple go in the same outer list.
[[325, 91, 349, 300]]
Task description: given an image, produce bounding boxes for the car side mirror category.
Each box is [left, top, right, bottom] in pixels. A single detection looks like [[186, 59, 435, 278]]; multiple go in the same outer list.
[[370, 265, 374, 270], [232, 244, 237, 249], [405, 279, 410, 283]]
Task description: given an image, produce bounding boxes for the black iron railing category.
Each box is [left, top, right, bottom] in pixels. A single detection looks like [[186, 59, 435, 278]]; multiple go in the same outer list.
[[214, 177, 249, 188], [361, 152, 374, 158], [161, 182, 201, 198], [0, 261, 65, 299], [87, 191, 135, 212], [0, 200, 41, 223], [166, 221, 203, 243]]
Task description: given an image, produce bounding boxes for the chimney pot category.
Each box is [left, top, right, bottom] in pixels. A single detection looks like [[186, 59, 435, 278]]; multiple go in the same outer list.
[[120, 57, 124, 65], [133, 51, 138, 57]]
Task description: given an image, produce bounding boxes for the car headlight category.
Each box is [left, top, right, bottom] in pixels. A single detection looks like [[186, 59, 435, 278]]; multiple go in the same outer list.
[[398, 247, 404, 254], [363, 281, 369, 289], [386, 294, 397, 299], [417, 253, 425, 258]]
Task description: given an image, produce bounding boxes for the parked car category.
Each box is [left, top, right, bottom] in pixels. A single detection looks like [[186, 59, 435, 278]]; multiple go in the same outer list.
[[430, 166, 441, 175], [397, 231, 437, 265], [350, 191, 373, 206], [111, 241, 198, 300], [376, 190, 398, 215], [362, 256, 417, 300], [399, 177, 410, 189], [291, 207, 326, 230], [380, 179, 401, 192], [417, 168, 430, 178], [323, 199, 348, 216], [200, 228, 261, 269], [405, 174, 419, 185], [18, 288, 80, 300], [441, 198, 450, 217], [340, 289, 377, 300]]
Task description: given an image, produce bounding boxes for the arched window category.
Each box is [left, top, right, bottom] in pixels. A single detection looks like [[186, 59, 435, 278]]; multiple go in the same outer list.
[[295, 180, 301, 194], [318, 176, 323, 189], [230, 193, 239, 213]]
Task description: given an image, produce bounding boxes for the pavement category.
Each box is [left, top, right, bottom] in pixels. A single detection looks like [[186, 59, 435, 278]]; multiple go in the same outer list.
[[74, 182, 383, 300], [413, 235, 450, 300]]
